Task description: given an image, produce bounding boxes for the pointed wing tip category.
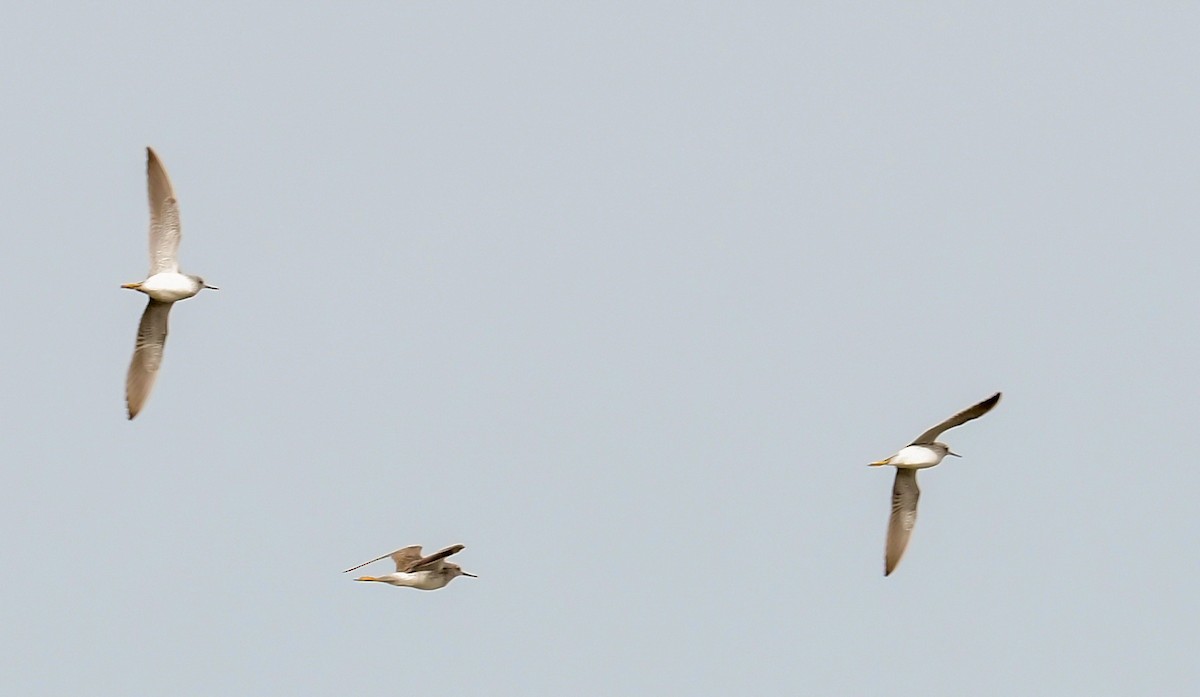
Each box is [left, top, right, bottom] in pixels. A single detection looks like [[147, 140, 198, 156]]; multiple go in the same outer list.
[[975, 391, 1003, 415], [910, 391, 1003, 444]]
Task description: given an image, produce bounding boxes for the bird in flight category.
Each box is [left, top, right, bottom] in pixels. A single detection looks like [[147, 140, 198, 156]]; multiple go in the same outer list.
[[122, 147, 217, 419], [869, 392, 1001, 576], [343, 544, 477, 590]]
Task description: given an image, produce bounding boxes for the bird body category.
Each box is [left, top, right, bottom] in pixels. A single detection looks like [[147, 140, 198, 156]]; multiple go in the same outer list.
[[344, 544, 475, 592], [355, 569, 464, 590], [122, 147, 217, 420], [125, 272, 206, 303], [869, 392, 1001, 576], [873, 443, 949, 469]]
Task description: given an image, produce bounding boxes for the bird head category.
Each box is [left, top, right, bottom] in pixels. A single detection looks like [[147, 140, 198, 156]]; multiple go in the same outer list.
[[190, 275, 219, 291], [446, 563, 477, 579]]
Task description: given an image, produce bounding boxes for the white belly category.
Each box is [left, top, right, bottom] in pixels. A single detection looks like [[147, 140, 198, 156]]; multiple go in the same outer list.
[[140, 272, 200, 302], [387, 571, 449, 591], [890, 445, 944, 469]]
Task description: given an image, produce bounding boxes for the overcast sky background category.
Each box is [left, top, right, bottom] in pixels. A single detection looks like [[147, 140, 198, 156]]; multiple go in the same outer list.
[[0, 3, 1196, 695]]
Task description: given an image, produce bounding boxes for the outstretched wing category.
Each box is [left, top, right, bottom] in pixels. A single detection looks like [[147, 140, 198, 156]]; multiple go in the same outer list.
[[342, 545, 424, 574], [885, 468, 920, 576], [909, 392, 1001, 445], [390, 546, 429, 571], [126, 300, 172, 419], [146, 147, 182, 276], [402, 544, 466, 573]]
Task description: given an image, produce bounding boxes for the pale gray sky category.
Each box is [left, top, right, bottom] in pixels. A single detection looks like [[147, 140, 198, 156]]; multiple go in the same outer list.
[[1, 3, 1197, 695]]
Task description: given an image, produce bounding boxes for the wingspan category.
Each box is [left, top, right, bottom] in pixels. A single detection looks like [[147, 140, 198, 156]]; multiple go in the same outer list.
[[390, 546, 428, 572], [404, 544, 466, 572], [885, 468, 920, 576], [342, 546, 422, 574], [126, 300, 172, 419], [146, 147, 182, 276], [341, 545, 467, 574], [909, 392, 1001, 445]]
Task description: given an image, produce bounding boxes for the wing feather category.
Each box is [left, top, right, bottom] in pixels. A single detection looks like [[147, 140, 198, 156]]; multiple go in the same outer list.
[[342, 546, 422, 574], [126, 300, 172, 419], [341, 544, 466, 574], [885, 468, 920, 576], [146, 147, 182, 275], [390, 546, 427, 571], [405, 544, 465, 572], [910, 392, 1001, 445]]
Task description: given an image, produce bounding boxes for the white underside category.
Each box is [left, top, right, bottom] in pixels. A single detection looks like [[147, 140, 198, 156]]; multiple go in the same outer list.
[[376, 571, 450, 591], [138, 272, 200, 303], [887, 445, 945, 469]]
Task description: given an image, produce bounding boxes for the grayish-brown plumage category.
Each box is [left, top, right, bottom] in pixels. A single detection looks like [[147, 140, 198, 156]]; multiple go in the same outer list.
[[871, 392, 1002, 576], [122, 148, 217, 419], [343, 544, 476, 590]]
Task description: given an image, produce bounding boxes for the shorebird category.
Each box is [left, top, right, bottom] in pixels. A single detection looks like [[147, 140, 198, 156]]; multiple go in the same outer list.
[[122, 147, 217, 419], [869, 392, 1001, 576], [344, 544, 476, 590]]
